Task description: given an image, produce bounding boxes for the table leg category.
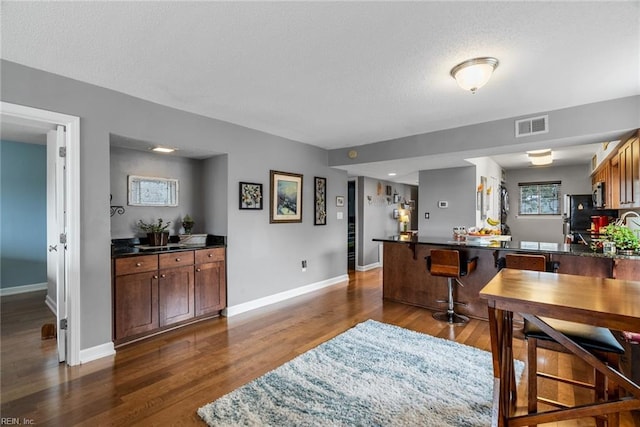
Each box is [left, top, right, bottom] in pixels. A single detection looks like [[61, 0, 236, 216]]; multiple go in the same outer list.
[[487, 305, 514, 427]]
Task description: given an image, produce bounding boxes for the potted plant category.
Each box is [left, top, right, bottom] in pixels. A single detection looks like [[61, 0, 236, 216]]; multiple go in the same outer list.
[[138, 218, 171, 246], [603, 224, 640, 255], [182, 214, 195, 234]]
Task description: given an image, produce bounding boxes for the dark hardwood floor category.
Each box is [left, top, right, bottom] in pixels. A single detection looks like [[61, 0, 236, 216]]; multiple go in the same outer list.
[[1, 269, 637, 426]]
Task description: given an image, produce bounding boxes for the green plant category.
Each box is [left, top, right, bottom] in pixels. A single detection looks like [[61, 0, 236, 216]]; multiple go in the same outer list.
[[138, 218, 171, 233], [603, 224, 640, 251], [182, 214, 195, 234]]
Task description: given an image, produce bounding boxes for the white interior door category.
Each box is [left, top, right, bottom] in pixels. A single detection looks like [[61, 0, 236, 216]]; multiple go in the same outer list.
[[47, 126, 67, 363]]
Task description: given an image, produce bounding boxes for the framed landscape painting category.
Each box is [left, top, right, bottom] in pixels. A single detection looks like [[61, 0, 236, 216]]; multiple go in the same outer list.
[[314, 176, 327, 225], [239, 182, 263, 210], [270, 170, 303, 223]]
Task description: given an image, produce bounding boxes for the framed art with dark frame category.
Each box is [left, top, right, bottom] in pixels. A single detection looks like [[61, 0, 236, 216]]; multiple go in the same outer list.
[[239, 182, 263, 210], [270, 170, 303, 223], [314, 176, 327, 225]]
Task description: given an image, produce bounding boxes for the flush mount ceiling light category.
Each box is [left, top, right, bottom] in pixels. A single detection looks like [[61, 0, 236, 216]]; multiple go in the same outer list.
[[151, 146, 176, 153], [450, 57, 499, 94], [527, 149, 553, 166]]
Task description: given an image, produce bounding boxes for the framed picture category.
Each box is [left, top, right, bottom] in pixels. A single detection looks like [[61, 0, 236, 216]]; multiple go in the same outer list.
[[270, 170, 303, 223], [239, 182, 263, 210], [128, 175, 179, 207], [314, 177, 327, 225], [393, 209, 399, 219], [336, 196, 345, 207]]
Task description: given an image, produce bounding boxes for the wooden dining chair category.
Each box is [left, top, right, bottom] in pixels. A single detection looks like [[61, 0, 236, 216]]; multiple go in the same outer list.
[[505, 253, 624, 427]]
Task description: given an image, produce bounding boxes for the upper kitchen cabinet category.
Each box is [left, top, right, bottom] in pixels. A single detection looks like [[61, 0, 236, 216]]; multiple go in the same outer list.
[[593, 130, 640, 209], [618, 131, 640, 208]]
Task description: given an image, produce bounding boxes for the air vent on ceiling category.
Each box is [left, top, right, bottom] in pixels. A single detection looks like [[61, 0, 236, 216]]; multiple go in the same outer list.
[[515, 115, 548, 137]]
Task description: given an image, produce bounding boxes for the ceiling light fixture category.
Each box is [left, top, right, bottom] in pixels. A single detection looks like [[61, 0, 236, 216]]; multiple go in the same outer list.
[[527, 149, 553, 166], [450, 57, 499, 94], [151, 146, 176, 153], [388, 172, 397, 176]]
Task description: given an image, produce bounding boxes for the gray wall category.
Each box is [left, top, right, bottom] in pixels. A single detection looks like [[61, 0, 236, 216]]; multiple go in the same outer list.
[[1, 60, 347, 350], [504, 164, 593, 243], [110, 146, 206, 238], [418, 166, 476, 239], [357, 176, 416, 267], [0, 140, 47, 288]]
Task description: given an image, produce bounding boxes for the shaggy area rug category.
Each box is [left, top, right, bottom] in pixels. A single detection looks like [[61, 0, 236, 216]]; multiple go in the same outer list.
[[198, 319, 524, 426]]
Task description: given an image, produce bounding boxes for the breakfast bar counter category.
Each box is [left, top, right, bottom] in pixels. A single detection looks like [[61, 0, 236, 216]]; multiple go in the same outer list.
[[373, 235, 640, 320]]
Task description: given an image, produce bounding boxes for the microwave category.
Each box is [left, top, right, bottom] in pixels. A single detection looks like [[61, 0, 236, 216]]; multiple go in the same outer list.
[[593, 181, 606, 208]]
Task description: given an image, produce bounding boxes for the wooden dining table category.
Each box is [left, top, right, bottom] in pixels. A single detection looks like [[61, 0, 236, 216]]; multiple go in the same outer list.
[[479, 268, 640, 427]]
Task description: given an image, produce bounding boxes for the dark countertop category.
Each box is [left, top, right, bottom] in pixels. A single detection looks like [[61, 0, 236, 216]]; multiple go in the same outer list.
[[373, 235, 640, 260], [112, 235, 226, 258]]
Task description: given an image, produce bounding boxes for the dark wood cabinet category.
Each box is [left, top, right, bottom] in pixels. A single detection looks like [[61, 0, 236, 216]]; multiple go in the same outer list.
[[113, 246, 225, 346], [159, 266, 195, 327], [114, 270, 158, 340], [195, 247, 226, 316]]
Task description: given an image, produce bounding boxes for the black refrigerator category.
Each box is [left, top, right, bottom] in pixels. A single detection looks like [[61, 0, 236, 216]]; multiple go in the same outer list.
[[562, 194, 617, 244]]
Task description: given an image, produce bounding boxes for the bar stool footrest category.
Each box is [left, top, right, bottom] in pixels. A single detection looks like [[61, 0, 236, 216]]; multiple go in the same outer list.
[[433, 311, 469, 325]]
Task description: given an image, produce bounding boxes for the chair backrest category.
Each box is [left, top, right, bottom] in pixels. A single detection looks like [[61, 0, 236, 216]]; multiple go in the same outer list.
[[505, 253, 546, 272], [428, 249, 461, 277]]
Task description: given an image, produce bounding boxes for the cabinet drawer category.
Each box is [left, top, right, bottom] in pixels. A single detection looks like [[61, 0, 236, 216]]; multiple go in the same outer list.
[[115, 255, 158, 275], [195, 247, 225, 264], [159, 251, 194, 269]]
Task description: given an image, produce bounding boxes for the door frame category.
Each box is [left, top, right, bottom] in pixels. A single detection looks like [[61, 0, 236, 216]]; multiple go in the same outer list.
[[1, 101, 81, 366]]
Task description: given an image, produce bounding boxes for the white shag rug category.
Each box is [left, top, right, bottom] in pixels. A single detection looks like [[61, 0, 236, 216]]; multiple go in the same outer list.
[[198, 319, 524, 426]]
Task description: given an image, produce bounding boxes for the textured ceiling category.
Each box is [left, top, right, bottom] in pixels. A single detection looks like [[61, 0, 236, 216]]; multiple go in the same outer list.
[[1, 1, 639, 177]]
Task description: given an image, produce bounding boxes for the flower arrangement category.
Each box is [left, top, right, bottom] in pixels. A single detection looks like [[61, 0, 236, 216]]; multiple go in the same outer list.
[[137, 218, 171, 234]]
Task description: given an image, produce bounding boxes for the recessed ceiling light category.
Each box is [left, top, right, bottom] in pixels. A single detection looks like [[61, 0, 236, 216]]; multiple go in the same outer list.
[[151, 146, 176, 153], [388, 172, 397, 176]]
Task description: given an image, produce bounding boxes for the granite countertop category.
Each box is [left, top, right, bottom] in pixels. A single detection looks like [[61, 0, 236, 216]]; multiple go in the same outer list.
[[373, 235, 640, 260], [112, 235, 226, 258]]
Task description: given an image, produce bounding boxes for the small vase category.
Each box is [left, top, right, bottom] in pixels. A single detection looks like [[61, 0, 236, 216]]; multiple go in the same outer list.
[[147, 232, 169, 246], [182, 222, 194, 235]]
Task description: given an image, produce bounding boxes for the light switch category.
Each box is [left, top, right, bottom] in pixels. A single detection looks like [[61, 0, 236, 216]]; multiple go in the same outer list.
[[337, 212, 343, 220]]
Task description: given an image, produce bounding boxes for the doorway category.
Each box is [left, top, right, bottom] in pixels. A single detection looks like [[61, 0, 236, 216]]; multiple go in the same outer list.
[[0, 102, 81, 365], [347, 180, 356, 271]]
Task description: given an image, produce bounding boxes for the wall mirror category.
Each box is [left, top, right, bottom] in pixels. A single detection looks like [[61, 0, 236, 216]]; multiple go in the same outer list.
[[128, 175, 179, 206]]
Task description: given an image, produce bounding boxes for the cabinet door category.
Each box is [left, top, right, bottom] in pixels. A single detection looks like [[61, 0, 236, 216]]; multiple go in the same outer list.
[[195, 261, 226, 316], [158, 266, 195, 327], [619, 148, 628, 205], [632, 137, 639, 206], [114, 271, 158, 340]]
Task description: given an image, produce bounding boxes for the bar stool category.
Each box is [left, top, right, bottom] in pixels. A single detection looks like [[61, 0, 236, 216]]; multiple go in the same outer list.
[[505, 253, 624, 427], [426, 249, 477, 325]]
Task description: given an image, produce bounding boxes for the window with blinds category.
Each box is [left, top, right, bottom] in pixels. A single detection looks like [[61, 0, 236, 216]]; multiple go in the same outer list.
[[518, 181, 561, 215]]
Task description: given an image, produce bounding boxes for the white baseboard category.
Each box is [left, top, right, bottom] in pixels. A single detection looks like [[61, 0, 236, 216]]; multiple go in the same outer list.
[[0, 282, 47, 296], [356, 262, 381, 272], [224, 274, 349, 317], [45, 294, 57, 316], [79, 342, 116, 364]]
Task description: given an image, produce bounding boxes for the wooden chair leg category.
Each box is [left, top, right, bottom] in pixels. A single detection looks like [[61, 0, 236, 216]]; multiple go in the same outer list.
[[605, 352, 620, 427], [527, 337, 538, 415], [594, 368, 606, 427]]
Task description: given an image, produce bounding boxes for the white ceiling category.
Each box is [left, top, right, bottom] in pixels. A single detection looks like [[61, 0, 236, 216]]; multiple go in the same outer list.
[[1, 1, 638, 181]]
